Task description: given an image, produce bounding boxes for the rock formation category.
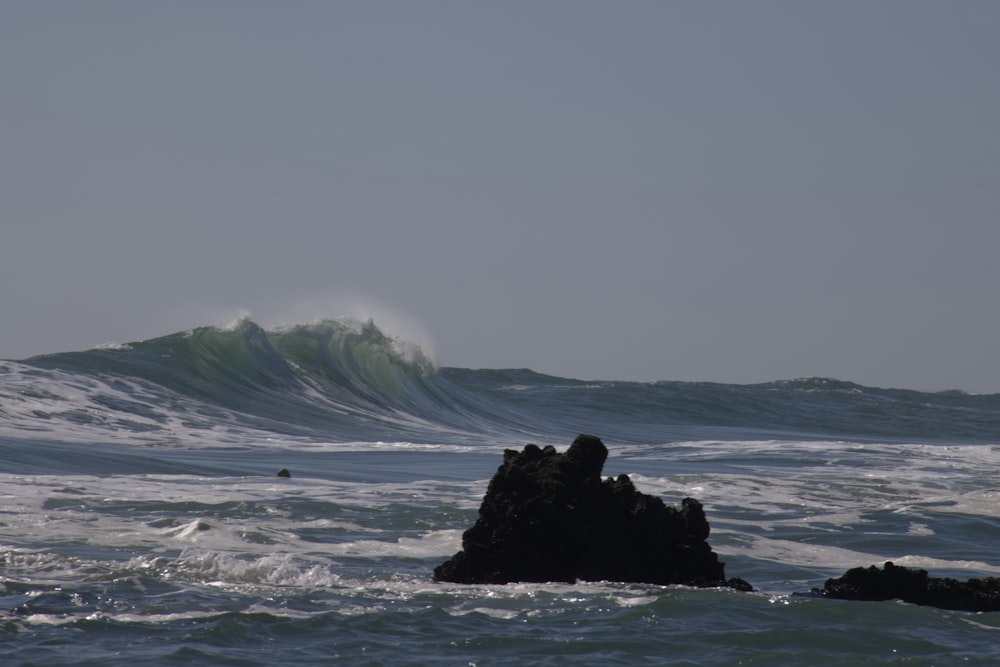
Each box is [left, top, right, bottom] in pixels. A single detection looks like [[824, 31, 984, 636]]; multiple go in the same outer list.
[[434, 434, 752, 590], [817, 561, 1000, 612]]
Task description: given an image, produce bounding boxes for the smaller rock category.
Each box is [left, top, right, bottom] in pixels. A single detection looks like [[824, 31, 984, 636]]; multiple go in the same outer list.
[[276, 468, 291, 478], [816, 561, 1000, 612]]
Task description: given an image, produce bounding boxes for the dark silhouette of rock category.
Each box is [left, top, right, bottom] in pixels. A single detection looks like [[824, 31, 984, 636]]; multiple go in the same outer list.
[[816, 561, 1000, 612], [276, 468, 291, 478], [434, 434, 752, 590]]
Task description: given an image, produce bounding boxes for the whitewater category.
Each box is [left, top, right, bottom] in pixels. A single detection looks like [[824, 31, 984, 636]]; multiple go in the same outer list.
[[1, 318, 999, 665]]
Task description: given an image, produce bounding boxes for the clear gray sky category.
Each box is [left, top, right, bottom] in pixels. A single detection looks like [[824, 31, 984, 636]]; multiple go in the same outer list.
[[3, 1, 998, 392]]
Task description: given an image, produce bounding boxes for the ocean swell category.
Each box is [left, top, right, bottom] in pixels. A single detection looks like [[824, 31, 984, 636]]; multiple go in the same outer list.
[[5, 317, 1000, 448]]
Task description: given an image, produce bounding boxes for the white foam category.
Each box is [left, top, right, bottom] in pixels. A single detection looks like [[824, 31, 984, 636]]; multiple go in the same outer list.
[[100, 609, 229, 624], [449, 607, 522, 619], [166, 519, 217, 541], [906, 523, 935, 536], [22, 613, 80, 626], [613, 595, 658, 607], [890, 555, 1000, 575], [92, 342, 132, 351], [728, 536, 1000, 577], [727, 535, 888, 572], [323, 529, 462, 558], [932, 490, 1000, 518], [2, 435, 998, 605], [0, 362, 275, 448], [128, 549, 342, 588]]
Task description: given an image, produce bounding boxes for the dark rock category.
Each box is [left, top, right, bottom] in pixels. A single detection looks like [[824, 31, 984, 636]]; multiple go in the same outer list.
[[276, 468, 291, 478], [434, 434, 752, 590], [816, 561, 1000, 612]]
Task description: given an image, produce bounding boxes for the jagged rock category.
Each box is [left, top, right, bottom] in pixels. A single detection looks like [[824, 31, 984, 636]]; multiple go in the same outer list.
[[434, 434, 752, 590], [816, 561, 1000, 612]]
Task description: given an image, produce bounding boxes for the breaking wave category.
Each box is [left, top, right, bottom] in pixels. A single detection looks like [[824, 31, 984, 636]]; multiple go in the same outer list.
[[4, 317, 999, 448]]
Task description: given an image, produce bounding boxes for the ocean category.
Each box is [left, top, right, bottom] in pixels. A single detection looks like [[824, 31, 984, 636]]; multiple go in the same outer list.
[[1, 318, 998, 665]]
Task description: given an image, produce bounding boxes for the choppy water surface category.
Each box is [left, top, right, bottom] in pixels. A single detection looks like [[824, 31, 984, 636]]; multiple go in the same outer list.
[[2, 319, 999, 665]]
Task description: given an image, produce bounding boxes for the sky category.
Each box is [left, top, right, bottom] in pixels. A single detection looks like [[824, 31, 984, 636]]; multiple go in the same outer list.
[[2, 1, 998, 393]]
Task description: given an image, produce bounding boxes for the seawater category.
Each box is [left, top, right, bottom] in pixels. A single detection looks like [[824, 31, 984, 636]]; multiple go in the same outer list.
[[2, 318, 999, 665]]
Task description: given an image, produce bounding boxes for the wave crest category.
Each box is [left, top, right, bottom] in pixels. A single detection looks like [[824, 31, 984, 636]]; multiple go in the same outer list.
[[21, 318, 453, 441]]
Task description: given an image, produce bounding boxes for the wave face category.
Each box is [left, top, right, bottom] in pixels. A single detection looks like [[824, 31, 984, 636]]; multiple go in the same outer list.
[[5, 318, 483, 446], [4, 318, 999, 449]]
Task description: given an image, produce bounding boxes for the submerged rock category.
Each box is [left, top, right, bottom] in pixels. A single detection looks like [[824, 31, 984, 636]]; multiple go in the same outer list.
[[817, 561, 1000, 612], [434, 434, 752, 590]]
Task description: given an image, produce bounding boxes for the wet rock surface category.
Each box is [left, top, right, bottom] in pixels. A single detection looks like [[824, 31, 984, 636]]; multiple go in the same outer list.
[[817, 561, 1000, 612], [434, 434, 752, 590]]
